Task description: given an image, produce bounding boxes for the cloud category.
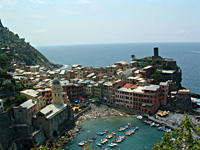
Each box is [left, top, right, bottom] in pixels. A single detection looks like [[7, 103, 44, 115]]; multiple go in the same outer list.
[[77, 0, 92, 4], [0, 0, 18, 11], [29, 0, 46, 4]]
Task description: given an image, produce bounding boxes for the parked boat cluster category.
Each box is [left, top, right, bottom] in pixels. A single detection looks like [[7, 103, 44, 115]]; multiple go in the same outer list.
[[142, 119, 173, 133], [78, 122, 140, 148]]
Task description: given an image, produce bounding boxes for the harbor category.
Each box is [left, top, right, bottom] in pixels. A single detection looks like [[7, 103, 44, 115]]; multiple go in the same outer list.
[[63, 104, 165, 150]]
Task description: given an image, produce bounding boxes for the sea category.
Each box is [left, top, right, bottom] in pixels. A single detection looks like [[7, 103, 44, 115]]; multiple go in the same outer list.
[[64, 116, 164, 150], [37, 42, 200, 94]]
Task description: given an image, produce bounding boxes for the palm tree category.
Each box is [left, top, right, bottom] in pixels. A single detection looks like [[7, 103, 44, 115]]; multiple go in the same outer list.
[[131, 54, 135, 60]]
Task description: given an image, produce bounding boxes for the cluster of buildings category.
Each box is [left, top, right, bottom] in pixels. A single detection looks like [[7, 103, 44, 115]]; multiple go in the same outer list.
[[9, 48, 181, 115]]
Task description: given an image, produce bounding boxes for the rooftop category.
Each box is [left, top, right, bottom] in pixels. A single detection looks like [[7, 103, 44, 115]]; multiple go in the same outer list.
[[115, 61, 128, 65], [21, 89, 39, 98], [178, 89, 190, 94], [20, 99, 36, 109], [160, 82, 168, 86], [143, 65, 152, 70], [96, 73, 104, 77], [158, 70, 176, 74], [144, 85, 160, 91], [103, 81, 113, 86], [40, 103, 67, 119], [123, 83, 137, 89]]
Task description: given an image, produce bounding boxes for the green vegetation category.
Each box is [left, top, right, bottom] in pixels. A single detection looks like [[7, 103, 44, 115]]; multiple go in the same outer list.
[[0, 20, 60, 69], [153, 115, 200, 150], [150, 71, 166, 84], [137, 58, 174, 70], [14, 95, 27, 106], [138, 58, 160, 69]]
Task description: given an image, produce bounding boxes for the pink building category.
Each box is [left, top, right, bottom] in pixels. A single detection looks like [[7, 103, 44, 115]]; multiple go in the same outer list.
[[115, 82, 169, 114]]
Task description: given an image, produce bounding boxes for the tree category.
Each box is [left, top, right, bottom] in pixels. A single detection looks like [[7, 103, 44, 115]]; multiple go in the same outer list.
[[0, 56, 7, 68], [150, 71, 166, 84], [131, 54, 136, 60], [153, 115, 200, 150]]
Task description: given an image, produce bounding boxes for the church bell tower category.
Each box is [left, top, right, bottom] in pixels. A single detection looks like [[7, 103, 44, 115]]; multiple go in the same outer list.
[[51, 78, 63, 105]]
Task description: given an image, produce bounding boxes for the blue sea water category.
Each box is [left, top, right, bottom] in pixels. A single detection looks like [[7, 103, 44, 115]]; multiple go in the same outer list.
[[37, 42, 200, 94], [63, 116, 164, 150]]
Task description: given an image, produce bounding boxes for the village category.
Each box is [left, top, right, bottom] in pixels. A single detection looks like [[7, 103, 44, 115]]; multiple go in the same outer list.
[[0, 48, 200, 150]]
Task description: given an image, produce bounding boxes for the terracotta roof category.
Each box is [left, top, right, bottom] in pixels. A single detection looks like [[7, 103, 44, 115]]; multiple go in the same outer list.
[[123, 83, 137, 89], [96, 73, 104, 77]]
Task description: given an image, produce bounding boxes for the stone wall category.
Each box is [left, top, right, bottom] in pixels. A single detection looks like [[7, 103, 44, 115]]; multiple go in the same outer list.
[[176, 92, 192, 111], [0, 111, 17, 150], [74, 106, 91, 121]]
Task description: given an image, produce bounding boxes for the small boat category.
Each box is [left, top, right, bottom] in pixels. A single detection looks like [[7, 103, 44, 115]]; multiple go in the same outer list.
[[145, 120, 152, 125], [111, 143, 118, 146], [88, 137, 96, 142], [119, 113, 123, 116], [128, 130, 135, 134], [100, 138, 108, 144], [137, 115, 143, 120], [108, 143, 118, 147], [117, 127, 125, 132], [112, 132, 116, 135], [117, 135, 125, 139], [78, 141, 87, 146], [150, 122, 155, 127], [125, 131, 132, 136], [114, 138, 123, 143], [108, 143, 115, 147], [106, 134, 113, 139], [97, 131, 107, 136], [132, 126, 139, 130], [104, 129, 109, 132], [127, 122, 131, 126], [96, 142, 102, 147], [157, 126, 165, 131]]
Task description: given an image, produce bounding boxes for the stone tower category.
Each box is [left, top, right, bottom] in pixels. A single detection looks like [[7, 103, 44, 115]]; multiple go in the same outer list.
[[51, 78, 63, 105], [154, 47, 159, 58]]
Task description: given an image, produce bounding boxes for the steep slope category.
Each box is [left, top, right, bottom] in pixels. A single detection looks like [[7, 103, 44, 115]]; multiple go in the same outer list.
[[0, 19, 61, 70]]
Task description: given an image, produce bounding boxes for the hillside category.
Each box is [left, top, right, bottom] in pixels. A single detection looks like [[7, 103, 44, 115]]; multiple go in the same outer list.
[[0, 19, 61, 70]]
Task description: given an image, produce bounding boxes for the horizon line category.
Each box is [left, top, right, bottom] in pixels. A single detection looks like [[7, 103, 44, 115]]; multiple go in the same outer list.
[[35, 41, 200, 47]]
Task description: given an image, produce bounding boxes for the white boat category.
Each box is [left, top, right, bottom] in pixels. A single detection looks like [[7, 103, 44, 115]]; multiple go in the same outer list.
[[150, 122, 155, 126], [136, 115, 143, 120], [111, 143, 118, 146]]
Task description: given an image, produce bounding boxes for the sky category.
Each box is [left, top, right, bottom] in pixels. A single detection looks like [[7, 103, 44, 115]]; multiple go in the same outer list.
[[0, 0, 200, 46]]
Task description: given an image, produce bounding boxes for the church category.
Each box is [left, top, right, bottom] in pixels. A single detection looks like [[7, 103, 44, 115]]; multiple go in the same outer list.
[[33, 78, 74, 138]]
